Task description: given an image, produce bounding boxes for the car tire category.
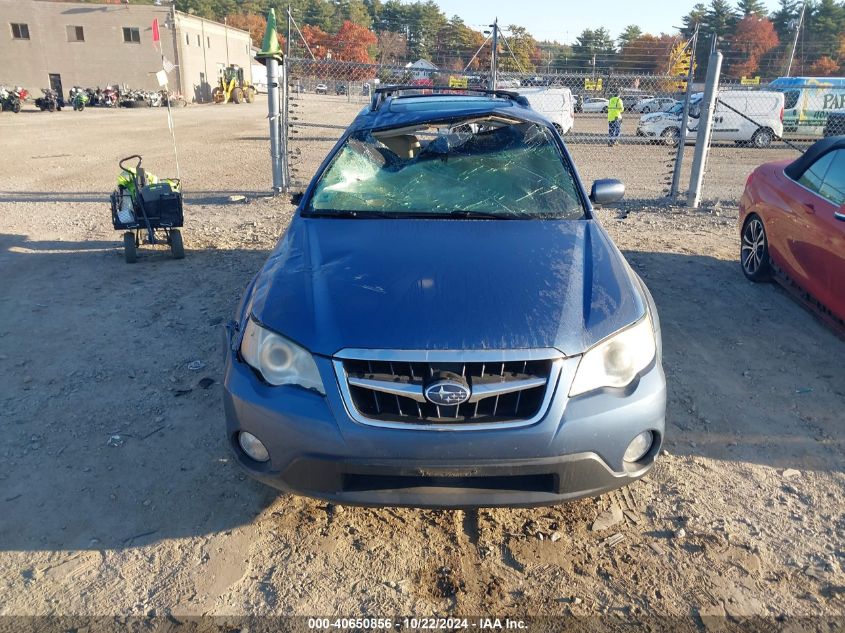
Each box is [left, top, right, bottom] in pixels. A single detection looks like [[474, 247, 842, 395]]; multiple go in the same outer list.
[[740, 215, 772, 282], [123, 232, 137, 264], [643, 106, 650, 113], [661, 127, 680, 146], [751, 128, 773, 149], [232, 87, 243, 104], [169, 229, 185, 260], [601, 106, 608, 113], [553, 123, 564, 135]]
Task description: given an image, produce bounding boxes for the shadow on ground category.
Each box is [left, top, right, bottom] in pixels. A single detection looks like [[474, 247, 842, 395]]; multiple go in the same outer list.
[[0, 233, 842, 553]]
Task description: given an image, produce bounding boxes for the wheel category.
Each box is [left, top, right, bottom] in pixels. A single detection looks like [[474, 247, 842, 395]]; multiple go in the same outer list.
[[13, 102, 20, 113], [211, 87, 223, 104], [642, 106, 650, 113], [169, 229, 185, 259], [78, 102, 84, 112], [244, 88, 255, 103], [123, 232, 137, 264], [48, 102, 56, 112], [751, 128, 773, 149], [661, 127, 680, 146], [231, 87, 243, 104], [740, 215, 772, 282], [601, 106, 608, 113], [553, 123, 564, 135]]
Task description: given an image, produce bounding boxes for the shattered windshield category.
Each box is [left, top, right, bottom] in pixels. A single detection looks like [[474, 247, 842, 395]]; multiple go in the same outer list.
[[306, 117, 585, 219]]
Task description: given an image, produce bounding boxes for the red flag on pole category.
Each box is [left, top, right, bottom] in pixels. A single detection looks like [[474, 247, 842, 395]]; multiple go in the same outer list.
[[152, 18, 160, 44]]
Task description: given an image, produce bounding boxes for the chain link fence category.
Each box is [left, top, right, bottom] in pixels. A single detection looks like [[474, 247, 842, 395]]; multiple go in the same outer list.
[[284, 58, 690, 202], [697, 80, 842, 203], [282, 57, 842, 206]]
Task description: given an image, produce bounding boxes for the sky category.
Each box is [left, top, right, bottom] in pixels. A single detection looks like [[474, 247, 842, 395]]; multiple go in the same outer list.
[[431, 0, 781, 44]]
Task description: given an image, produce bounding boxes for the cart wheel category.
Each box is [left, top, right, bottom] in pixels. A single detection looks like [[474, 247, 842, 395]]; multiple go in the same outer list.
[[169, 229, 185, 260], [123, 232, 137, 263]]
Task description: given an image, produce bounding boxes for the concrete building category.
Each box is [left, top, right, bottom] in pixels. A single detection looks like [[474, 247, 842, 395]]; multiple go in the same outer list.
[[0, 0, 253, 103]]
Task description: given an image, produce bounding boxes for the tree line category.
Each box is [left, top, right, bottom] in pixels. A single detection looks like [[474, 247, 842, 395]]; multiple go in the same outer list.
[[93, 0, 845, 78]]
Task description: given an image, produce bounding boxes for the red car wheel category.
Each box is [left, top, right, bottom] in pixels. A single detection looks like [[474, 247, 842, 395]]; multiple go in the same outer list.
[[740, 215, 772, 282]]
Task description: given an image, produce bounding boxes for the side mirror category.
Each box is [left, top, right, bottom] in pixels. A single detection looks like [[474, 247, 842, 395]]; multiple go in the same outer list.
[[589, 179, 625, 205]]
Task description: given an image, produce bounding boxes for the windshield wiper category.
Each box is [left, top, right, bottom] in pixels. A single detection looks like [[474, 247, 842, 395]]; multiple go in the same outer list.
[[303, 209, 402, 219], [444, 210, 524, 220]]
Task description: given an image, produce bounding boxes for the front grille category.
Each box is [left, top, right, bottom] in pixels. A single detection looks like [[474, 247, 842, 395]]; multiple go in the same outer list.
[[338, 357, 557, 427]]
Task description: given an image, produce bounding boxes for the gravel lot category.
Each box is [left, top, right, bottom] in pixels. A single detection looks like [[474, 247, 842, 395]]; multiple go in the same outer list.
[[1, 100, 843, 628]]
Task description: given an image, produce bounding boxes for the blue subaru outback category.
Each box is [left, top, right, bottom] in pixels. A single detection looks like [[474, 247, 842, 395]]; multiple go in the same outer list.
[[223, 87, 666, 508]]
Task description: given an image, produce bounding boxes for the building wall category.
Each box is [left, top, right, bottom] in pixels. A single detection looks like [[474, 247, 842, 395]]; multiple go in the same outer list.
[[0, 0, 252, 102], [175, 13, 253, 104]]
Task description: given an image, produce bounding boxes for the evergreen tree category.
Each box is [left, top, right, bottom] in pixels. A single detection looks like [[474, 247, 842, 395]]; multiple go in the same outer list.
[[617, 25, 643, 49], [737, 0, 767, 16], [769, 0, 801, 41], [571, 28, 616, 73]]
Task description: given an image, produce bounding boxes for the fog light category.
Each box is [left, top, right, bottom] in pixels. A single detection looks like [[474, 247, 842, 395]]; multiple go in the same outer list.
[[238, 431, 269, 462], [623, 431, 654, 463]]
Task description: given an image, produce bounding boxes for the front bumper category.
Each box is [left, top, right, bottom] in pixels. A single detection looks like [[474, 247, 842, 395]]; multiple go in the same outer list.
[[223, 336, 666, 508]]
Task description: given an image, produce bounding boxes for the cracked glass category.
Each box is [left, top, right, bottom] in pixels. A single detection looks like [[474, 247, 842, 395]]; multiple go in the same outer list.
[[306, 117, 585, 219]]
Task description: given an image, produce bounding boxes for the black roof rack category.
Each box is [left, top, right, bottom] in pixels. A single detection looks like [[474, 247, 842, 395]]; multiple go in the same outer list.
[[370, 85, 530, 111]]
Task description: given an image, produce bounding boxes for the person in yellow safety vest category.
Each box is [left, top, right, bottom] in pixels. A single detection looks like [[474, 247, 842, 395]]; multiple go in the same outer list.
[[607, 94, 624, 147]]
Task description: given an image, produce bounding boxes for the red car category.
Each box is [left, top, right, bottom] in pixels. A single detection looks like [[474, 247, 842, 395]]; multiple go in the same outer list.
[[739, 136, 845, 327]]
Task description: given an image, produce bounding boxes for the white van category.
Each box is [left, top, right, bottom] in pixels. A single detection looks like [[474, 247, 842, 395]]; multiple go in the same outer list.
[[769, 77, 845, 137], [637, 90, 784, 147], [515, 87, 575, 135], [251, 63, 268, 94]]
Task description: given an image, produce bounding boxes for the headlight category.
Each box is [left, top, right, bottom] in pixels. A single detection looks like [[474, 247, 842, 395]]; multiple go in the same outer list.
[[569, 314, 656, 397], [240, 319, 325, 394]]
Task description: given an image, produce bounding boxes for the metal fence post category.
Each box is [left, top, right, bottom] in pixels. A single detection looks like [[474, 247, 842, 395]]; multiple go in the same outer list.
[[669, 24, 699, 198], [258, 9, 284, 193], [266, 57, 283, 193], [687, 51, 722, 208], [280, 56, 289, 191]]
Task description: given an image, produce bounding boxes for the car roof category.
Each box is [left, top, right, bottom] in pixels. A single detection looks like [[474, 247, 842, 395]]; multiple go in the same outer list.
[[348, 90, 548, 132], [784, 136, 845, 179]]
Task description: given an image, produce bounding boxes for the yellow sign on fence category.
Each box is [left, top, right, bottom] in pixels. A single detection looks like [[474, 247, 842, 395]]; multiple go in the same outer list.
[[741, 76, 761, 85], [448, 76, 468, 89], [584, 78, 603, 91]]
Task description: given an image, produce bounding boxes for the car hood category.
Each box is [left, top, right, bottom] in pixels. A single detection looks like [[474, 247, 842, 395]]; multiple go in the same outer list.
[[249, 218, 645, 357]]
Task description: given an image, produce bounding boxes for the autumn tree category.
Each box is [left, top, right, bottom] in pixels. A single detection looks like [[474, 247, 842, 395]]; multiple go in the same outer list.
[[300, 23, 333, 58], [225, 13, 287, 49], [498, 25, 538, 73], [617, 33, 677, 74], [725, 15, 779, 78], [807, 55, 840, 76], [330, 20, 378, 63]]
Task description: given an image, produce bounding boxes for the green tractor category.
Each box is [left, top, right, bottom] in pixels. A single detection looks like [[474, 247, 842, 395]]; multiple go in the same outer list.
[[212, 65, 257, 104]]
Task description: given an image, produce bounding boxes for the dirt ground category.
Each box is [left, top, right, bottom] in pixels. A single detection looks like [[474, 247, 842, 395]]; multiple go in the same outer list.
[[1, 99, 843, 629]]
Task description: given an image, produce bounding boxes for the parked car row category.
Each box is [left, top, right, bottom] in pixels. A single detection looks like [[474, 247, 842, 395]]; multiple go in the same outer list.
[[636, 90, 785, 148], [573, 94, 679, 114]]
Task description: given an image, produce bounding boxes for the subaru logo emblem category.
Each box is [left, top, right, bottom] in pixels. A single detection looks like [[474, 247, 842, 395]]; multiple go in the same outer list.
[[424, 380, 471, 406]]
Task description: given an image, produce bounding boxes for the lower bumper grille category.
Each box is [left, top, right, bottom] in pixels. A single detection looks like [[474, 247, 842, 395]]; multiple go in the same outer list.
[[334, 352, 563, 429]]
